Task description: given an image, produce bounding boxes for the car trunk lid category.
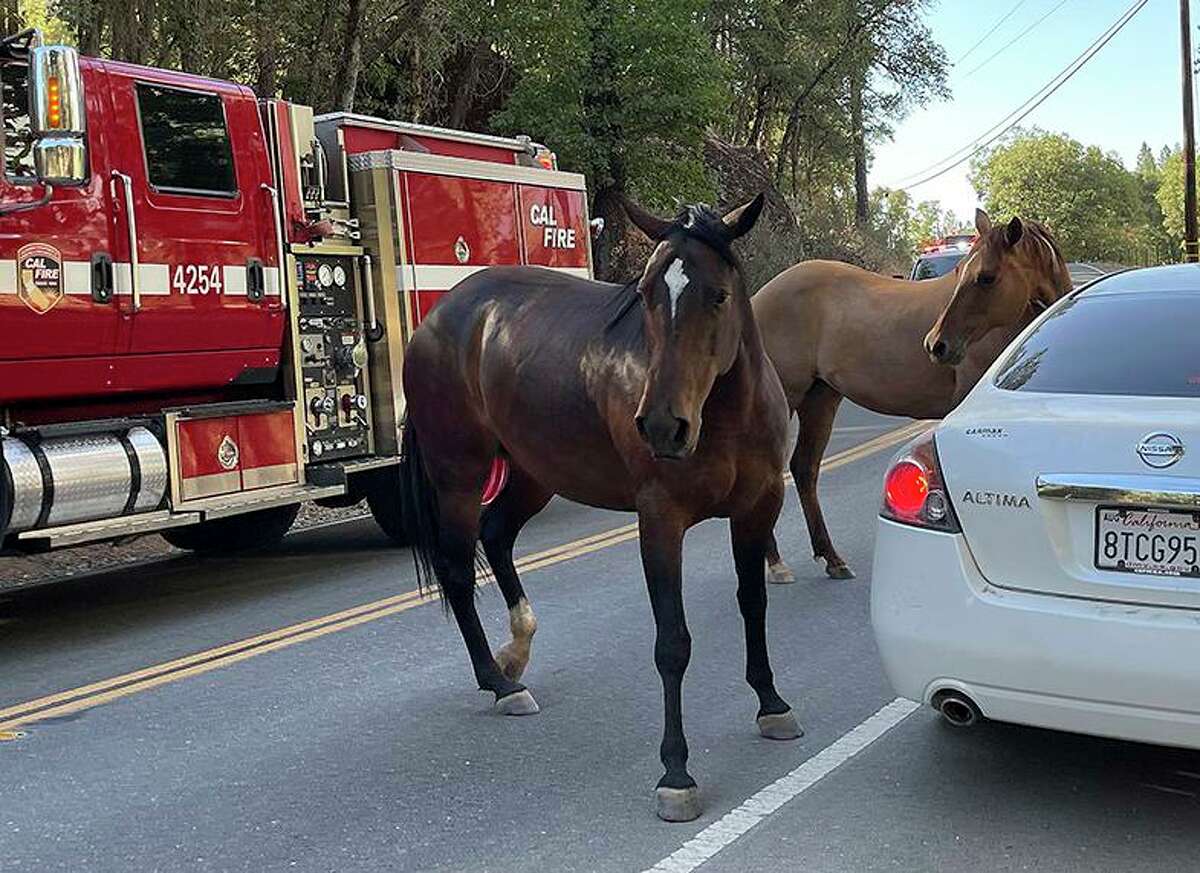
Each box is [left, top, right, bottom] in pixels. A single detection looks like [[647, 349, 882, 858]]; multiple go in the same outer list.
[[939, 393, 1200, 609]]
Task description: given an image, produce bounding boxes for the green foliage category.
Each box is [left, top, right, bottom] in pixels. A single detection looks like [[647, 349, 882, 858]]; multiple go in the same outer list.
[[970, 129, 1165, 263], [491, 0, 724, 210], [1156, 146, 1186, 249], [26, 0, 953, 276]]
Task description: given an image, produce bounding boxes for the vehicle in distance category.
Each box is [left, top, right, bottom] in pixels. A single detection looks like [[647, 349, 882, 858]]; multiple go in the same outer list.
[[872, 263, 1200, 749], [909, 236, 975, 280]]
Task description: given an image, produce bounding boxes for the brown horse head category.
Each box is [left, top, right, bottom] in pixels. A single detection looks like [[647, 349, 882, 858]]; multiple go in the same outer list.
[[623, 194, 765, 459], [924, 208, 1072, 365]]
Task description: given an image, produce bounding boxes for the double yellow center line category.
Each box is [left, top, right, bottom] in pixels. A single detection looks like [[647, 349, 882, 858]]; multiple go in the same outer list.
[[0, 419, 930, 737]]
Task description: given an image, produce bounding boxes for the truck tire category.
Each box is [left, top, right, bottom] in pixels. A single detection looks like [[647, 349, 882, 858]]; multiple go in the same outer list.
[[162, 503, 301, 553], [362, 467, 407, 545]]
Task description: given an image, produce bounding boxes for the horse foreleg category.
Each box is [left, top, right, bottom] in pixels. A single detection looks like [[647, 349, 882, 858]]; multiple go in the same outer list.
[[479, 467, 552, 683], [792, 381, 853, 579], [436, 493, 538, 716], [732, 489, 803, 741], [637, 506, 700, 823]]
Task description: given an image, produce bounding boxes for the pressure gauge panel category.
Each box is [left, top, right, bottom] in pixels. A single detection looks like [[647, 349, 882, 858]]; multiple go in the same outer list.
[[296, 254, 371, 463]]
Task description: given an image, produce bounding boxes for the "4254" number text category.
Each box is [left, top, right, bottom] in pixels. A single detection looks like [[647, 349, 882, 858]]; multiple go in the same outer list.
[[172, 264, 224, 295]]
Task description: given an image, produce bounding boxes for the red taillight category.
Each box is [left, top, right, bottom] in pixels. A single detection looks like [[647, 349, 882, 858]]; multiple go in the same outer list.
[[880, 432, 960, 532], [885, 461, 928, 517]]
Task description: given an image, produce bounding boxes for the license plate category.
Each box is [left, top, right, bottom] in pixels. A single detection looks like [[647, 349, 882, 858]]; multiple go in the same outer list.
[[1095, 506, 1200, 577]]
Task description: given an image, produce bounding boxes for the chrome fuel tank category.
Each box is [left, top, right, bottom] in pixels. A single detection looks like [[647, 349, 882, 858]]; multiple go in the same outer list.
[[1, 425, 166, 534]]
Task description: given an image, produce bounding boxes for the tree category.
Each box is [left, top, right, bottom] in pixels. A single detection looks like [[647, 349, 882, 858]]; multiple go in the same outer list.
[[970, 129, 1154, 262], [491, 0, 725, 278], [1157, 146, 1186, 252], [20, 0, 957, 275], [1136, 141, 1159, 185]]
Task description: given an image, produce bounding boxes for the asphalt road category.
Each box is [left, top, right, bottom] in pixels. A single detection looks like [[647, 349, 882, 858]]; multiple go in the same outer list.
[[1067, 261, 1117, 288], [2, 404, 1198, 872]]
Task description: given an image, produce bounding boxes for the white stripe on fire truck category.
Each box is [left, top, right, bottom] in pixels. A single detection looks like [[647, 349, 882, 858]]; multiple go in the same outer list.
[[0, 261, 281, 297], [402, 263, 590, 292]]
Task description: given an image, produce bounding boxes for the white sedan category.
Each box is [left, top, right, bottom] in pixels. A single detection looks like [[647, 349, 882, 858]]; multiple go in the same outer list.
[[871, 264, 1200, 748]]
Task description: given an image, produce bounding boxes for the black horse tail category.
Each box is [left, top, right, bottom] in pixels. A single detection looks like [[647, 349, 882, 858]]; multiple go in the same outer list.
[[398, 423, 442, 599]]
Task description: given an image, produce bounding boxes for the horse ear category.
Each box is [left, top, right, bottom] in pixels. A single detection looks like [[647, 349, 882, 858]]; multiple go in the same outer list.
[[722, 193, 766, 240], [621, 197, 672, 241], [1005, 215, 1024, 247], [975, 208, 992, 235]]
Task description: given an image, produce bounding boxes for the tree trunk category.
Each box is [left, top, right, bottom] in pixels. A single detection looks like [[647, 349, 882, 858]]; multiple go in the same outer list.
[[850, 71, 868, 228], [254, 0, 277, 97], [1, 0, 21, 36], [334, 0, 365, 111], [110, 0, 145, 65], [448, 39, 489, 129], [745, 83, 769, 150], [591, 184, 628, 282]]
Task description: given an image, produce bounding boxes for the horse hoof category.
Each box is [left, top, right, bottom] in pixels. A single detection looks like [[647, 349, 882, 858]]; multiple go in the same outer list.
[[766, 560, 796, 585], [826, 563, 855, 580], [495, 689, 540, 716], [655, 786, 702, 822], [757, 710, 803, 741]]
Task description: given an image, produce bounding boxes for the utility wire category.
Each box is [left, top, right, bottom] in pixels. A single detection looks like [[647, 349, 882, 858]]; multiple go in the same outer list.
[[958, 0, 1074, 80], [889, 0, 1149, 192], [954, 0, 1032, 65]]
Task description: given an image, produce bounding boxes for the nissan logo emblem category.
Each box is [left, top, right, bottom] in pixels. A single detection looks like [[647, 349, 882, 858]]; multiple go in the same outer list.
[[1136, 432, 1185, 469]]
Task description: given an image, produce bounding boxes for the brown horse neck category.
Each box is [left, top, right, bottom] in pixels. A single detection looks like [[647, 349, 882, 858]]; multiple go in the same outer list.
[[712, 291, 773, 411]]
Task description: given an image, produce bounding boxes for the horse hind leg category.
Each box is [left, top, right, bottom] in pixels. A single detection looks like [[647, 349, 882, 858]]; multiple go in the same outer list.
[[433, 487, 539, 716], [479, 465, 552, 683], [792, 380, 853, 579]]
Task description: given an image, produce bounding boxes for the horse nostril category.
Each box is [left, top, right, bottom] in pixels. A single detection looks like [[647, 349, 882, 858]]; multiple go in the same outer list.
[[930, 340, 947, 361], [673, 418, 689, 449], [635, 415, 648, 440]]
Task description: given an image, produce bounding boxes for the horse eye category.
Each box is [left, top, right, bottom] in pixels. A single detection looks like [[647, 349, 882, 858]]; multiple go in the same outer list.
[[977, 272, 996, 288], [712, 290, 730, 306]]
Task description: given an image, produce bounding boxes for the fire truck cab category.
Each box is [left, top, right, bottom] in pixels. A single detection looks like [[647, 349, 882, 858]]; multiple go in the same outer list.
[[0, 30, 592, 556]]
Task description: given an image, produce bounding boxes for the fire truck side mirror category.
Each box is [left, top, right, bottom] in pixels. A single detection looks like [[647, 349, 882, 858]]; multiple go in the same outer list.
[[28, 45, 88, 186]]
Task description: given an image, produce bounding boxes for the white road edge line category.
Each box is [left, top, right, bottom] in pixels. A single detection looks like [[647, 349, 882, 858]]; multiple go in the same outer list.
[[643, 698, 920, 873]]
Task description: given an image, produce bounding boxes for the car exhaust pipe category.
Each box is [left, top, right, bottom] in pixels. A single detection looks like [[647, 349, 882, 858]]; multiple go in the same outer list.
[[932, 690, 981, 728]]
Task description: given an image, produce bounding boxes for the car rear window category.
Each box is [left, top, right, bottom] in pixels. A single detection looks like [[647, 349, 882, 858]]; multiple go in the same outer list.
[[995, 293, 1200, 397]]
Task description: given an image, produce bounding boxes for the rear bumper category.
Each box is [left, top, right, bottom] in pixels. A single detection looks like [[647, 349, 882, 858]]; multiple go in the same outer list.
[[871, 518, 1200, 749]]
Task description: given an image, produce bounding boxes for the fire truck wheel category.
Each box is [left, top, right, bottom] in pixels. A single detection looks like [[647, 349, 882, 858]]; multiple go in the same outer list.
[[362, 468, 407, 546], [161, 504, 301, 553]]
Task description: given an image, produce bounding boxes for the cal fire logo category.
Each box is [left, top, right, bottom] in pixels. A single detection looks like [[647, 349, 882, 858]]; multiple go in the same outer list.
[[17, 243, 64, 315], [217, 434, 240, 471], [529, 203, 577, 249]]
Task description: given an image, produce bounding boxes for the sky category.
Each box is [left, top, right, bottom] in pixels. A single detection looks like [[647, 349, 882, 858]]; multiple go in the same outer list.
[[870, 0, 1187, 222]]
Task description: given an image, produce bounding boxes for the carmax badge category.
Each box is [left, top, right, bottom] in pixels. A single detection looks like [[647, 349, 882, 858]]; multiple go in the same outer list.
[[1136, 432, 1184, 469]]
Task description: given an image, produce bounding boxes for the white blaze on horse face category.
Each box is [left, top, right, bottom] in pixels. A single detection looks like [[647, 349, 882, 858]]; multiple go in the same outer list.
[[664, 258, 690, 322], [953, 250, 981, 294]]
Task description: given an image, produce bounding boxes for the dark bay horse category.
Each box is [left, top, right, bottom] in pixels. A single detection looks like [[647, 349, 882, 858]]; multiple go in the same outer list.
[[397, 195, 800, 822], [756, 210, 1072, 581]]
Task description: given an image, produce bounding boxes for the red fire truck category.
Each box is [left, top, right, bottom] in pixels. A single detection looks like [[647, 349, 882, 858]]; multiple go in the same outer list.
[[0, 29, 592, 556]]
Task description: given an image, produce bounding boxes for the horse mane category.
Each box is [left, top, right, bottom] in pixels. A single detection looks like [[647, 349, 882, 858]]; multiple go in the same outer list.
[[1020, 220, 1072, 300], [665, 205, 741, 269], [604, 280, 642, 333]]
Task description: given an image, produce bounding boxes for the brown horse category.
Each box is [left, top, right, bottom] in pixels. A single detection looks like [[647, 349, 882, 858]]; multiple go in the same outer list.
[[756, 209, 1072, 581], [397, 194, 800, 822]]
